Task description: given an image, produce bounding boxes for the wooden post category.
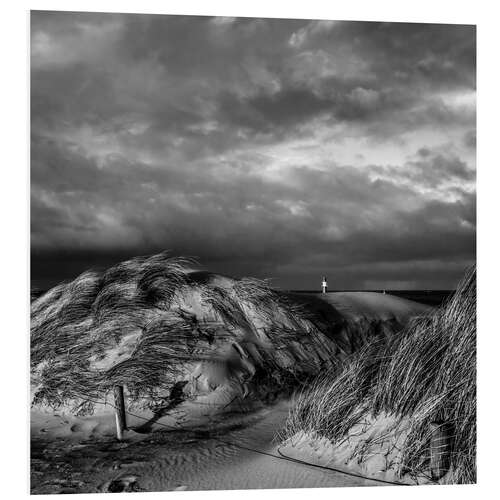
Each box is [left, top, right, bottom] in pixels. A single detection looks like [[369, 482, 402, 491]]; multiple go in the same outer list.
[[114, 385, 127, 441], [430, 421, 451, 480]]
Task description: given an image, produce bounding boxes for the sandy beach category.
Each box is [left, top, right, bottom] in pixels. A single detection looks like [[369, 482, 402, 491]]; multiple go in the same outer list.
[[32, 399, 381, 494], [31, 276, 431, 493]]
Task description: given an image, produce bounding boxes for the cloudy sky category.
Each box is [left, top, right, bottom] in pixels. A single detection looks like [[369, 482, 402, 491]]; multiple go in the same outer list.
[[31, 12, 476, 290]]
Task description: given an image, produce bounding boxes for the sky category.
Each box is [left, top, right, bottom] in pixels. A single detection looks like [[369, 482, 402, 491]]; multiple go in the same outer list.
[[30, 12, 476, 290]]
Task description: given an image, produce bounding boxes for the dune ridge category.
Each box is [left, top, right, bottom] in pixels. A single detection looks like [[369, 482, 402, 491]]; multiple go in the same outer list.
[[31, 251, 430, 428]]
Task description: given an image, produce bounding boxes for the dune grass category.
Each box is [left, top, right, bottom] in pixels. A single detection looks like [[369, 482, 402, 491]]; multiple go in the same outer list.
[[31, 253, 200, 412], [31, 252, 346, 414], [280, 267, 476, 484]]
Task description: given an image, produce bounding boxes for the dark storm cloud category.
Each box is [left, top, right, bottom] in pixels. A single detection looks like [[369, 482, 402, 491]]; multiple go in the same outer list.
[[217, 85, 406, 134], [370, 148, 476, 190], [290, 21, 475, 88], [31, 12, 476, 289]]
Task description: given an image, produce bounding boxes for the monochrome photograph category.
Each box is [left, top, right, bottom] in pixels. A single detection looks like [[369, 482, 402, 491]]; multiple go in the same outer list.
[[29, 10, 476, 494]]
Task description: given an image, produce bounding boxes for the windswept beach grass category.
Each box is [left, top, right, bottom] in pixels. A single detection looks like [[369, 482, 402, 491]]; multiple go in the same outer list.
[[280, 267, 476, 484], [30, 252, 348, 416], [31, 251, 431, 420]]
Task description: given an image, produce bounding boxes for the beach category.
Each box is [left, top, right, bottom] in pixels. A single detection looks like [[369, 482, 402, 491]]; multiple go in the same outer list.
[[31, 275, 430, 493], [32, 399, 379, 494]]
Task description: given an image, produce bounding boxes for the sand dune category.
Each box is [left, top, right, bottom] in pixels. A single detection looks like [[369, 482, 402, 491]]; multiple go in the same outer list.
[[30, 254, 432, 492], [280, 269, 476, 485], [318, 291, 430, 321], [31, 269, 430, 431]]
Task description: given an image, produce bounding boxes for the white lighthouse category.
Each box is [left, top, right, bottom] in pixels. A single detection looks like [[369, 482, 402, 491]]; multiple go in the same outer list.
[[322, 276, 328, 294]]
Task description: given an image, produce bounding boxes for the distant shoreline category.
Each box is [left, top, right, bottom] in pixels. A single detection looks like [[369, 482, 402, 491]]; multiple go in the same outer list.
[[31, 286, 453, 308]]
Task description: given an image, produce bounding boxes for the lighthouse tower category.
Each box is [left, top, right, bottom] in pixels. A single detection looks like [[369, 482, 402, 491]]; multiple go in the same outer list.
[[321, 276, 328, 294]]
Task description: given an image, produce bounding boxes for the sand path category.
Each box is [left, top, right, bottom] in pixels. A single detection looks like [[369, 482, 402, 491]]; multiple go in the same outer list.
[[134, 402, 373, 491], [31, 401, 372, 493]]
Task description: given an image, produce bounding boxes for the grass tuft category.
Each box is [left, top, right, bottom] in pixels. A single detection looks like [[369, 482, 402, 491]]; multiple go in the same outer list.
[[280, 267, 476, 484]]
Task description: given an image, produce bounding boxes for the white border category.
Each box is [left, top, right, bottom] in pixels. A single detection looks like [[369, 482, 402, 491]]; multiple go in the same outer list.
[[1, 1, 498, 499]]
